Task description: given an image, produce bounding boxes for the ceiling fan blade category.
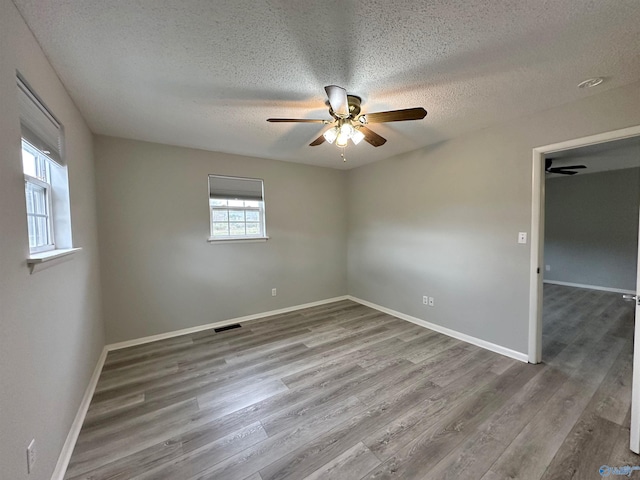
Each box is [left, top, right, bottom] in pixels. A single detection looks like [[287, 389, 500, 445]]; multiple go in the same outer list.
[[359, 126, 387, 147], [324, 85, 349, 117], [309, 134, 326, 146], [361, 107, 427, 124], [267, 118, 327, 123], [548, 169, 578, 175], [559, 165, 586, 170]]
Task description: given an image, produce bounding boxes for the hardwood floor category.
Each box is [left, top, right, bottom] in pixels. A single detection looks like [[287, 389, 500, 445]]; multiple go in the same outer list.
[[65, 286, 638, 479]]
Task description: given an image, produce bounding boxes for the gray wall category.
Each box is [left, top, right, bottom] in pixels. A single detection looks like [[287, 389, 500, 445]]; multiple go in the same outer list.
[[545, 168, 640, 291], [2, 6, 640, 475], [94, 136, 348, 343], [0, 1, 105, 479], [347, 80, 640, 355]]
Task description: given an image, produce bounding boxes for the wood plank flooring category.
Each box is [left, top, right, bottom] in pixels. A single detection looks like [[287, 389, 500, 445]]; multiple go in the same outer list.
[[66, 285, 638, 479]]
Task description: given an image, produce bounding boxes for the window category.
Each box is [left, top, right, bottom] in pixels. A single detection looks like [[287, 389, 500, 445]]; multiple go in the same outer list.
[[208, 175, 267, 241], [23, 140, 54, 252], [18, 75, 73, 256]]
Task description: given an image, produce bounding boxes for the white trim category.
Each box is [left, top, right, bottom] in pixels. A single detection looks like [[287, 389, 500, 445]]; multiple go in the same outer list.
[[347, 296, 528, 363], [529, 124, 640, 365], [51, 295, 350, 478], [27, 247, 81, 264], [630, 186, 640, 453], [51, 347, 108, 480], [529, 148, 545, 364], [533, 126, 640, 154], [107, 295, 349, 351], [543, 279, 635, 295], [27, 247, 82, 274], [632, 305, 640, 453], [207, 236, 269, 244]]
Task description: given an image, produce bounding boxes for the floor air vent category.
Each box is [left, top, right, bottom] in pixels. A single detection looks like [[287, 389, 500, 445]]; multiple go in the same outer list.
[[214, 323, 241, 333]]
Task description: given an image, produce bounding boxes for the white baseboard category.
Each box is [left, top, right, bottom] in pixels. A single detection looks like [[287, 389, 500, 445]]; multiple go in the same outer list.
[[52, 293, 528, 478], [543, 280, 635, 295], [51, 346, 108, 480], [52, 295, 350, 478], [106, 295, 350, 351], [347, 296, 529, 363]]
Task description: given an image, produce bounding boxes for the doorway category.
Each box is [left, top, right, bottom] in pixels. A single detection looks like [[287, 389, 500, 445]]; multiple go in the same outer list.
[[529, 125, 640, 454]]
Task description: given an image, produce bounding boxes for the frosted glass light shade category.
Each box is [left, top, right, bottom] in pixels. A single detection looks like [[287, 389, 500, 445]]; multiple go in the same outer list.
[[323, 127, 339, 144], [351, 129, 365, 145]]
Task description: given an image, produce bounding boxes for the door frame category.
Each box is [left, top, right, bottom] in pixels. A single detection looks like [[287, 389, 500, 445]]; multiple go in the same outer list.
[[528, 124, 640, 363], [528, 124, 640, 451]]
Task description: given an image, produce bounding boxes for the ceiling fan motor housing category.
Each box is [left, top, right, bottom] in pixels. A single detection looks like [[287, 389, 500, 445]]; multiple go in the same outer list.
[[329, 95, 362, 119]]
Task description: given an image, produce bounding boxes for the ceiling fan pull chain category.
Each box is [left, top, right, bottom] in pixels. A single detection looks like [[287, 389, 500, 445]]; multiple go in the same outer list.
[[341, 148, 346, 162]]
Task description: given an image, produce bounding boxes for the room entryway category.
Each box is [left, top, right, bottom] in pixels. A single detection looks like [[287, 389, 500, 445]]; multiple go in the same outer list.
[[530, 127, 640, 457], [540, 283, 636, 467]]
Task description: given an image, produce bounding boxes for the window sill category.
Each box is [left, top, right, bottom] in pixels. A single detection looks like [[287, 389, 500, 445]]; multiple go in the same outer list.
[[207, 236, 269, 244], [27, 247, 82, 272]]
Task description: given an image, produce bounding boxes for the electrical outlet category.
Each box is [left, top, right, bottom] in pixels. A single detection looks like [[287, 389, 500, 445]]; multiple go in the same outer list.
[[428, 297, 434, 307], [26, 439, 36, 474], [271, 288, 277, 297], [518, 232, 527, 244], [423, 296, 428, 305]]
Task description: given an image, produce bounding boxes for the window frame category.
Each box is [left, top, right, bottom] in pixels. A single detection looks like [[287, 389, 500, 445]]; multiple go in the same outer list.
[[209, 199, 266, 240], [24, 174, 55, 253], [207, 175, 268, 242], [18, 74, 79, 267], [23, 140, 55, 253]]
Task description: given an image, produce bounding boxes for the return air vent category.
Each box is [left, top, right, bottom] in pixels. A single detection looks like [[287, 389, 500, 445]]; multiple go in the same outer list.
[[214, 323, 241, 333]]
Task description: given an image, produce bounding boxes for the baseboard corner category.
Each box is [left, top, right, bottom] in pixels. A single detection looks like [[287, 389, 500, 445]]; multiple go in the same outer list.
[[106, 295, 351, 352], [347, 295, 528, 363]]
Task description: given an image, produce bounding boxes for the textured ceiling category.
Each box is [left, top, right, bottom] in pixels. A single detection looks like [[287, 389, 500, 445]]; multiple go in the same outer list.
[[13, 0, 640, 169]]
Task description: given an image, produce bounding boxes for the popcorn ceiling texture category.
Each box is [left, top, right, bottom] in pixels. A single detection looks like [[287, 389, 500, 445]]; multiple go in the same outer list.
[[13, 0, 640, 169]]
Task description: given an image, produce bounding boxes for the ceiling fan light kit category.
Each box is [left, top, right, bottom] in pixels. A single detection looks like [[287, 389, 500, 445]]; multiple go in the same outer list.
[[267, 85, 427, 162], [323, 120, 365, 147]]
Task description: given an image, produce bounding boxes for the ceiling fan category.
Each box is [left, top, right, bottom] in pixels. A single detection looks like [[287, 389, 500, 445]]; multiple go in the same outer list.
[[267, 85, 427, 160], [545, 158, 587, 175]]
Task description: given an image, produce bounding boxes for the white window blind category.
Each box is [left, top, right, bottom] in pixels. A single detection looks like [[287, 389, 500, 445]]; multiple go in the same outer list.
[[209, 175, 264, 201], [17, 76, 64, 166]]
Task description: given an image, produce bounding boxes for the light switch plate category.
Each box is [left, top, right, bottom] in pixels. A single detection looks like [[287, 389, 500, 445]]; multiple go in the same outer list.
[[518, 232, 527, 244]]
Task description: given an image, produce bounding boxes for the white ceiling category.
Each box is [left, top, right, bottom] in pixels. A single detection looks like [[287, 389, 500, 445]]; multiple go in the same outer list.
[[13, 0, 640, 170]]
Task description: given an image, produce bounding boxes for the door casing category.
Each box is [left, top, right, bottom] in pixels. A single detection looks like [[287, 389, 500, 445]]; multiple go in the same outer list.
[[528, 124, 640, 452]]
